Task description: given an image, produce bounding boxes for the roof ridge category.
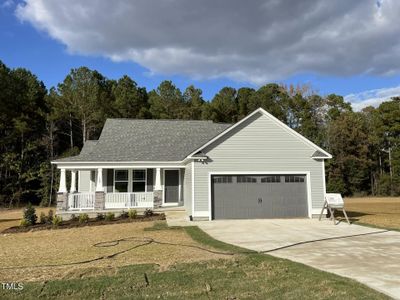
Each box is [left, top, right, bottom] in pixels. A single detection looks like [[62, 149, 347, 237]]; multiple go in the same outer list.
[[106, 118, 231, 124]]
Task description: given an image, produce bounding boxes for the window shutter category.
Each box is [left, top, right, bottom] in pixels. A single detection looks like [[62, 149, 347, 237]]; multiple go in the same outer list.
[[107, 169, 114, 192], [146, 169, 153, 192]]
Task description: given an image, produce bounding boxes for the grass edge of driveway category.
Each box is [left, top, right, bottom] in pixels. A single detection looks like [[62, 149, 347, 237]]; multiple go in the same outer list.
[[0, 224, 390, 300]]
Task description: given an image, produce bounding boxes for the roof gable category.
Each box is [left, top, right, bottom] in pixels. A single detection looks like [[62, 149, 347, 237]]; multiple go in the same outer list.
[[187, 108, 332, 159]]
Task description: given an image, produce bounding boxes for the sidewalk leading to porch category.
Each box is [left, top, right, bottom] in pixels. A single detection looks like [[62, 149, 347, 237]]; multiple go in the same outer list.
[[162, 208, 191, 227]]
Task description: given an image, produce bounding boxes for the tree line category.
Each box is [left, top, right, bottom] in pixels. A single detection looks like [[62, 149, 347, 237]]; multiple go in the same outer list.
[[0, 60, 399, 207]]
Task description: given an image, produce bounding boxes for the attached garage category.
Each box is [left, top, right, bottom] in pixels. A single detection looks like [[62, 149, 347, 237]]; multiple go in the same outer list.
[[211, 174, 309, 220]]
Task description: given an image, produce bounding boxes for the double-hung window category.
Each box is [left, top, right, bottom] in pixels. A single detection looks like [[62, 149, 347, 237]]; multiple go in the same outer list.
[[114, 170, 129, 192], [132, 170, 146, 192], [114, 169, 147, 192]]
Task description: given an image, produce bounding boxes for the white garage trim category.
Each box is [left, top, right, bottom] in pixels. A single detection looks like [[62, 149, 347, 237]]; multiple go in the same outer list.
[[191, 161, 195, 217], [208, 171, 312, 220]]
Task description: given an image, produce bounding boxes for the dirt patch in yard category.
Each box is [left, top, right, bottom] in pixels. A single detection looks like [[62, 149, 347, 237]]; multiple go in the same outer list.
[[344, 197, 400, 230], [0, 221, 230, 282]]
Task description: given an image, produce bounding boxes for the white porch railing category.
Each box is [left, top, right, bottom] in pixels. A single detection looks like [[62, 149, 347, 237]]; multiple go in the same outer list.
[[68, 193, 95, 210], [105, 192, 154, 209]]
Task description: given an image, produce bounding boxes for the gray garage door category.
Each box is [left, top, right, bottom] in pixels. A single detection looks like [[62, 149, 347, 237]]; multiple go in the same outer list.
[[212, 174, 308, 219]]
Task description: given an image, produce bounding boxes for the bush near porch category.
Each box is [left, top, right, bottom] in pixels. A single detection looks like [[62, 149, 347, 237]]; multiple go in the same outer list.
[[2, 209, 163, 234]]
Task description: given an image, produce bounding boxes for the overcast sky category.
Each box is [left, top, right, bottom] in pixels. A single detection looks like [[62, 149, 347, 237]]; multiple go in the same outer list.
[[1, 0, 400, 108]]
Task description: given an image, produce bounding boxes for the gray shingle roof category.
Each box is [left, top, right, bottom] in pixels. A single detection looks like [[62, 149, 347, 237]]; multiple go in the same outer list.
[[55, 119, 231, 162], [80, 140, 98, 155]]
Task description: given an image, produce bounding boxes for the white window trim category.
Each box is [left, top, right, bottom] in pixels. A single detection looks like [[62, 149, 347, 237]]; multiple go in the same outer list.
[[113, 169, 147, 193], [113, 169, 129, 193], [207, 171, 312, 221]]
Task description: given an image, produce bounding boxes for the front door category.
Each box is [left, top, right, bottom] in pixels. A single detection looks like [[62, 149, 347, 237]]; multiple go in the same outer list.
[[164, 170, 179, 203]]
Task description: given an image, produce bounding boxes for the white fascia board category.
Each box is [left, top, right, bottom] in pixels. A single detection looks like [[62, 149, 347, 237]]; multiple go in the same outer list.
[[51, 160, 184, 165], [185, 107, 332, 159], [53, 161, 185, 169]]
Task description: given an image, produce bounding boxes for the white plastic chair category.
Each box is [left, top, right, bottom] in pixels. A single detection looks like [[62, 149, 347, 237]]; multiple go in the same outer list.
[[319, 193, 350, 225]]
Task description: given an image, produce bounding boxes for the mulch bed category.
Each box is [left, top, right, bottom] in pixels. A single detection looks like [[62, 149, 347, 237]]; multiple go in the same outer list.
[[2, 213, 166, 234]]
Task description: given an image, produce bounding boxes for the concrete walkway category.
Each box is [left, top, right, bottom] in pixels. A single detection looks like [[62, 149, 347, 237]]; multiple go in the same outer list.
[[196, 219, 400, 299], [162, 209, 191, 227]]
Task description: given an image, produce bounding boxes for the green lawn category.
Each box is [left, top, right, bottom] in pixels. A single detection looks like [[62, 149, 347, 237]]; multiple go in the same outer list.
[[0, 226, 389, 300]]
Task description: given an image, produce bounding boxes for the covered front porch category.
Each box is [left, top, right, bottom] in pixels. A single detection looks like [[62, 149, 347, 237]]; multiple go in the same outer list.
[[56, 167, 183, 211]]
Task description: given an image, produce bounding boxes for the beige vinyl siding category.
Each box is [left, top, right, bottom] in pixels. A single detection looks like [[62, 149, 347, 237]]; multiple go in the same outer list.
[[193, 112, 325, 215], [78, 170, 91, 192], [183, 162, 192, 215]]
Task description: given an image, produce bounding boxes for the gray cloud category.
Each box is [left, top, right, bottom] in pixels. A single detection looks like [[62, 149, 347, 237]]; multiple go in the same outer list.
[[16, 0, 400, 84]]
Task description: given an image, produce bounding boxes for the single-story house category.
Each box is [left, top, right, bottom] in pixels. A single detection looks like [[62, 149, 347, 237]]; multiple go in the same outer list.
[[52, 107, 332, 220]]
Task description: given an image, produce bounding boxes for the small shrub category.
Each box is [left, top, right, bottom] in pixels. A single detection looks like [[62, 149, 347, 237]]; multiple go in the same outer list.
[[52, 215, 63, 226], [144, 208, 153, 217], [128, 209, 137, 219], [96, 213, 105, 221], [120, 211, 129, 219], [69, 214, 78, 222], [47, 210, 54, 223], [105, 212, 115, 221], [39, 212, 47, 224], [20, 219, 29, 227], [79, 213, 89, 224], [23, 203, 37, 226]]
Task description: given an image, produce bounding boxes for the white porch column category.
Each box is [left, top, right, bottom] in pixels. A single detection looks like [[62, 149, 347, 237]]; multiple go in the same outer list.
[[70, 170, 77, 193], [58, 168, 67, 193], [154, 167, 162, 190], [96, 168, 103, 192]]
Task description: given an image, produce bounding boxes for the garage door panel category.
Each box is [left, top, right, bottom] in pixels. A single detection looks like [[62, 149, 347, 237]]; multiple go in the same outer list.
[[212, 174, 308, 219]]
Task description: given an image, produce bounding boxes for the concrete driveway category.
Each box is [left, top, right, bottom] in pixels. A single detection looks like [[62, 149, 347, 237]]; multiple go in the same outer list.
[[196, 219, 400, 299]]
